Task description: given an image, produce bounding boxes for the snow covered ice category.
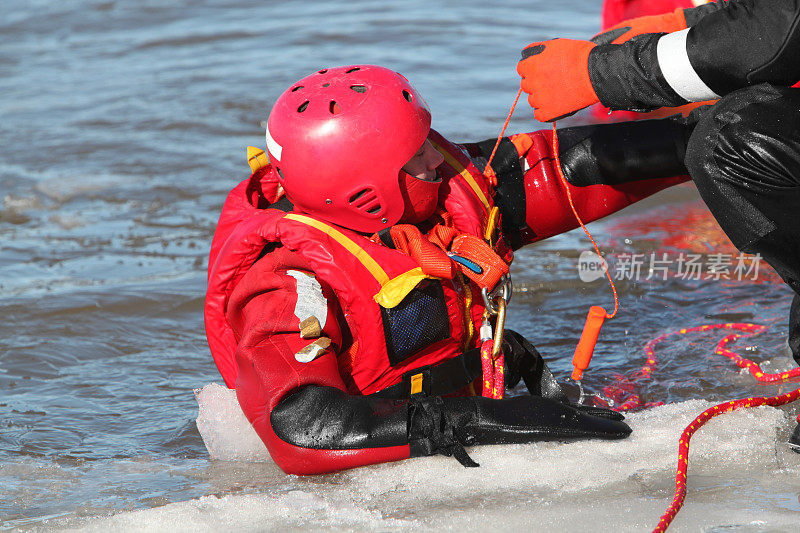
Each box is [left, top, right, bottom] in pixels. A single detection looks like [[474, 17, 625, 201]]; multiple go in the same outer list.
[[57, 384, 800, 532]]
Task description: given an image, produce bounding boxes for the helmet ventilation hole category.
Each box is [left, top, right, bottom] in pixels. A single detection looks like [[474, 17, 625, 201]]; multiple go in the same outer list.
[[318, 69, 328, 74], [346, 67, 361, 73], [322, 83, 330, 87], [348, 187, 382, 215], [276, 167, 284, 179], [402, 90, 413, 102], [350, 85, 367, 93], [297, 101, 309, 112], [349, 189, 366, 202], [329, 101, 341, 114], [291, 85, 304, 92]]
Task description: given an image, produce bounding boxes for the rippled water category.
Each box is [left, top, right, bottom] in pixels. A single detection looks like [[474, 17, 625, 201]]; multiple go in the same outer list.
[[2, 0, 798, 530]]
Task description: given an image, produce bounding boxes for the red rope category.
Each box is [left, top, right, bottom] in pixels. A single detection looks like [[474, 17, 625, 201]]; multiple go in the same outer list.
[[601, 323, 800, 412], [602, 322, 800, 532], [480, 339, 504, 399], [653, 386, 800, 532]]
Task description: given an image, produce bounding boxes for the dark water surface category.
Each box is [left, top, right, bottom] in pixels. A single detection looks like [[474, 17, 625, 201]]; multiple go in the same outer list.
[[1, 0, 797, 529]]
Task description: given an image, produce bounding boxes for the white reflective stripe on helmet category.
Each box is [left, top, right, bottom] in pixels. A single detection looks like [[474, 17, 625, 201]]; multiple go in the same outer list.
[[656, 28, 721, 103], [266, 126, 283, 161]]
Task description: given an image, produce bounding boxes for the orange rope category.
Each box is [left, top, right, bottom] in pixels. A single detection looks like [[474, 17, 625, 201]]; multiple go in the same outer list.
[[550, 122, 619, 319], [483, 90, 618, 319], [484, 90, 618, 388], [483, 88, 523, 186]]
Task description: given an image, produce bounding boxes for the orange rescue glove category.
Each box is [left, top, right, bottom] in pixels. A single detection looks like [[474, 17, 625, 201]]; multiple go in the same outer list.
[[516, 39, 598, 123], [591, 7, 688, 45]]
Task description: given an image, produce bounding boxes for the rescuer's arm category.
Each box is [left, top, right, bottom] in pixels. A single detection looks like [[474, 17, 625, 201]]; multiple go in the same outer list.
[[517, 0, 800, 120], [465, 118, 691, 249]]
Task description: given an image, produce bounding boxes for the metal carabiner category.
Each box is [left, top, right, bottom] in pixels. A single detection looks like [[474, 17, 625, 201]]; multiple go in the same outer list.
[[481, 273, 513, 315], [491, 297, 507, 361]]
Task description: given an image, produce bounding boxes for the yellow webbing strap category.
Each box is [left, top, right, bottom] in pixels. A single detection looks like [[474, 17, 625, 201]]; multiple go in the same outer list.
[[285, 214, 390, 284], [483, 205, 500, 245], [429, 139, 490, 212], [374, 267, 432, 308], [284, 214, 430, 308]]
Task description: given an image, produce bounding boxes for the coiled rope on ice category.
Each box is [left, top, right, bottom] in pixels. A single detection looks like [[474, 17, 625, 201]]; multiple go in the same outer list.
[[636, 324, 800, 532]]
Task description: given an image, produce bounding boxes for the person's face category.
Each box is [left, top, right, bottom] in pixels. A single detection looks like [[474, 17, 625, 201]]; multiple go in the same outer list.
[[402, 138, 444, 182]]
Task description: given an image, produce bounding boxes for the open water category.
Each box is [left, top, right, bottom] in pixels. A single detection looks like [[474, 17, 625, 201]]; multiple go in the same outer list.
[[2, 0, 799, 531]]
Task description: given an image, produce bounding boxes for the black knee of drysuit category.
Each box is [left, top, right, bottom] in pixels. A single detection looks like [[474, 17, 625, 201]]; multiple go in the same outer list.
[[685, 84, 800, 362]]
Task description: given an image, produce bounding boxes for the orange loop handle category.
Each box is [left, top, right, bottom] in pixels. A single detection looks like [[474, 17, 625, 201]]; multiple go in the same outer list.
[[571, 305, 607, 380]]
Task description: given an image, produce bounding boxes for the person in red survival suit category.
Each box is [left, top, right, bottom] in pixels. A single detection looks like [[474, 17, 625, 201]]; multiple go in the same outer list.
[[205, 65, 693, 475], [517, 0, 800, 445]]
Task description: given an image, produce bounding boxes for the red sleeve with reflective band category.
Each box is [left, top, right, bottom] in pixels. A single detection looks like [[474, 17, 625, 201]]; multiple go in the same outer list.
[[227, 246, 410, 475]]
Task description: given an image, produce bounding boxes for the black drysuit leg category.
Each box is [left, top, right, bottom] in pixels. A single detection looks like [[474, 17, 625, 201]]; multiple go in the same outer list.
[[684, 83, 800, 362]]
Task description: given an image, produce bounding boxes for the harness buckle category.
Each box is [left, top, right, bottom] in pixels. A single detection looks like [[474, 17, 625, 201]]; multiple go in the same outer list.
[[410, 372, 425, 396]]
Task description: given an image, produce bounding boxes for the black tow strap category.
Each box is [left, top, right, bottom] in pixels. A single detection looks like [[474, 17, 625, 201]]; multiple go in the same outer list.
[[409, 397, 479, 468], [371, 348, 482, 400]]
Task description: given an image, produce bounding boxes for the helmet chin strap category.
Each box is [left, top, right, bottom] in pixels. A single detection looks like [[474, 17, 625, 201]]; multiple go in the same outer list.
[[398, 170, 442, 224]]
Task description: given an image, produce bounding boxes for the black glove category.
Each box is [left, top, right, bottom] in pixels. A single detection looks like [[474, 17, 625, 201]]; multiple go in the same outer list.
[[503, 329, 569, 401], [273, 329, 632, 471], [409, 390, 631, 467], [503, 329, 624, 421]]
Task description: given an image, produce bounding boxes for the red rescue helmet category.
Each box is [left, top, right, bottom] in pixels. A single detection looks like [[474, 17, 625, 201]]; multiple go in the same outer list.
[[266, 65, 432, 232]]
